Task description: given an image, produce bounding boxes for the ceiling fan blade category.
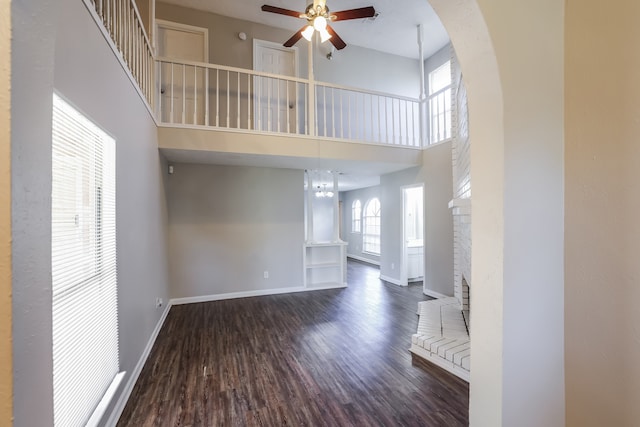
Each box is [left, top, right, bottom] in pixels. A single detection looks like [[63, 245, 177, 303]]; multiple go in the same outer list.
[[326, 25, 347, 50], [331, 6, 376, 21], [261, 5, 303, 18], [283, 27, 306, 47]]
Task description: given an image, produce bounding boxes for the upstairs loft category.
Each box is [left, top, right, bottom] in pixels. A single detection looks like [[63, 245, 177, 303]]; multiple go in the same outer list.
[[87, 0, 454, 172]]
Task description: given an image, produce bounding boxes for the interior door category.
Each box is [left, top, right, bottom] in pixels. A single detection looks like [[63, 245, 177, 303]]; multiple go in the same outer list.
[[254, 41, 297, 133], [156, 20, 207, 125]]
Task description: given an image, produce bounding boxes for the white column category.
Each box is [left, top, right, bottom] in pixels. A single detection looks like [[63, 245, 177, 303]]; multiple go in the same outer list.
[[332, 171, 340, 242], [307, 38, 316, 137], [306, 170, 314, 242], [417, 25, 427, 146]]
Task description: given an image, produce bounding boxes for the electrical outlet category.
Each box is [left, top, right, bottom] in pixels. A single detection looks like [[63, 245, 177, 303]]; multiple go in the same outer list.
[[263, 271, 269, 279], [155, 297, 163, 308]]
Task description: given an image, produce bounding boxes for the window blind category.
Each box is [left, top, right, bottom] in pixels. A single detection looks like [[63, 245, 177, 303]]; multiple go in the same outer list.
[[52, 93, 119, 427]]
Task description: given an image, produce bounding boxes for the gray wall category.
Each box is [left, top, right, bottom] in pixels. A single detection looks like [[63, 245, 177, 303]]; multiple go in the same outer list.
[[341, 186, 381, 265], [156, 2, 420, 97], [425, 43, 452, 79], [313, 44, 420, 98], [11, 0, 56, 425], [311, 194, 335, 242], [379, 142, 453, 295], [167, 164, 304, 299], [12, 0, 172, 425], [156, 2, 309, 75], [422, 141, 455, 296]]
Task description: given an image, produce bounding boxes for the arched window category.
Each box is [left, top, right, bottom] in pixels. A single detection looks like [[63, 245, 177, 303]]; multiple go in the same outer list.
[[363, 198, 381, 255], [351, 200, 361, 233]]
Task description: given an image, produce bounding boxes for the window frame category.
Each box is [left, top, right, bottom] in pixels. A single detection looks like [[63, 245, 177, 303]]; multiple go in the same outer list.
[[428, 60, 453, 144], [362, 197, 381, 255], [351, 199, 361, 233]]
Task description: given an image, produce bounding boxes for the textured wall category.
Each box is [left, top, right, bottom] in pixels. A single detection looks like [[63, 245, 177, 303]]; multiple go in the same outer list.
[[429, 0, 565, 425], [11, 0, 172, 425], [565, 1, 640, 425], [0, 0, 12, 423]]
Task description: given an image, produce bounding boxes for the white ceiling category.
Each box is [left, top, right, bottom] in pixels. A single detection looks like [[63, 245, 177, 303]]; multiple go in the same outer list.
[[160, 0, 450, 60]]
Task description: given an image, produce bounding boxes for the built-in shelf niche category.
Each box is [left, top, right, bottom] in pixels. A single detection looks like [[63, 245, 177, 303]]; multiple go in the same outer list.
[[304, 170, 347, 289], [303, 242, 347, 288]]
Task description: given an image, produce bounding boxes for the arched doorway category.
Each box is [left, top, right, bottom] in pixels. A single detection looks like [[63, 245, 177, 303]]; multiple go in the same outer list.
[[425, 1, 565, 426]]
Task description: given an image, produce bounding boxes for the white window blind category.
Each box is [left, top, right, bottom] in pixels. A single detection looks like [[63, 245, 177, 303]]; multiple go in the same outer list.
[[52, 93, 119, 427]]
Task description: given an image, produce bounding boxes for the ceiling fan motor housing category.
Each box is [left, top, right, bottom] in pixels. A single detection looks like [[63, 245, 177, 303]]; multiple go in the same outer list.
[[304, 3, 334, 21]]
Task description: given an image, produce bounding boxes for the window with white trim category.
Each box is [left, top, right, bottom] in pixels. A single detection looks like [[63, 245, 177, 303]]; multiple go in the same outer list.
[[52, 93, 120, 427], [363, 197, 381, 255], [428, 60, 452, 144], [351, 199, 361, 233]]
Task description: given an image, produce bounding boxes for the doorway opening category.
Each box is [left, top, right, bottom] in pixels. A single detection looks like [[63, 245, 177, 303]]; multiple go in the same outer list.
[[401, 184, 424, 287]]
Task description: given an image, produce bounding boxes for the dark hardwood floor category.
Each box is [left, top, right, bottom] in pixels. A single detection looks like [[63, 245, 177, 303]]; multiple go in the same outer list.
[[117, 260, 469, 426]]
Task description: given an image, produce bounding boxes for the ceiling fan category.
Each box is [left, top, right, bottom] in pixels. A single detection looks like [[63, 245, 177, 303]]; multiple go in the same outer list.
[[261, 0, 376, 50]]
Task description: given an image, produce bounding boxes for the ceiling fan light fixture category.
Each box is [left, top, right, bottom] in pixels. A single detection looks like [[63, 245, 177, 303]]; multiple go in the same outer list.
[[313, 15, 327, 31], [319, 28, 332, 43], [262, 2, 376, 50], [301, 25, 315, 41]]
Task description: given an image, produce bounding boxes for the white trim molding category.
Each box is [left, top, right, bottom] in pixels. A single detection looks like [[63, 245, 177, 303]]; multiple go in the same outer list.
[[170, 284, 347, 306], [347, 254, 380, 266], [423, 288, 451, 299], [105, 302, 172, 427], [380, 274, 405, 287]]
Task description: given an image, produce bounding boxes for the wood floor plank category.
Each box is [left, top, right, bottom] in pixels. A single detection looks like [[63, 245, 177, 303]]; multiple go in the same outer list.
[[118, 260, 469, 426]]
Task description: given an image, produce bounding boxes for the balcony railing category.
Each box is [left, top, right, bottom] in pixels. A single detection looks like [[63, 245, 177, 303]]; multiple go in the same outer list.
[[87, 0, 154, 107], [156, 57, 310, 135], [315, 82, 421, 147], [156, 58, 423, 148], [86, 0, 425, 149]]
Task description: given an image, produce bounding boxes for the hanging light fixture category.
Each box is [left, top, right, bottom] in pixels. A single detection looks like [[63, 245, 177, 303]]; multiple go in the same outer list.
[[315, 184, 334, 198], [301, 25, 315, 41], [302, 4, 331, 43]]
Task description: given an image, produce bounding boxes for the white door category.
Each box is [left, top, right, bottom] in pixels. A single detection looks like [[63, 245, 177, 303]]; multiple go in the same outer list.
[[156, 20, 208, 125], [253, 40, 297, 133]]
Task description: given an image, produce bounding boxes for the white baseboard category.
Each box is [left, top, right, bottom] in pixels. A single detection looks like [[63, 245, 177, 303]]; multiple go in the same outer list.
[[305, 282, 347, 291], [170, 284, 347, 306], [105, 302, 172, 427], [423, 288, 451, 299], [410, 345, 470, 382], [347, 254, 380, 266], [380, 274, 406, 287]]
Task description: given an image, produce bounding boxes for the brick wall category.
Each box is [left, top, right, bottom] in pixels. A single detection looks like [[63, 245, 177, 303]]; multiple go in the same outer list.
[[451, 51, 471, 312]]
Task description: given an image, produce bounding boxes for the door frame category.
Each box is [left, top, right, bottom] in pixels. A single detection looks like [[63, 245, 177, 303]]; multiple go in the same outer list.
[[400, 183, 425, 287], [252, 39, 299, 77], [155, 19, 209, 62], [252, 39, 299, 132]]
